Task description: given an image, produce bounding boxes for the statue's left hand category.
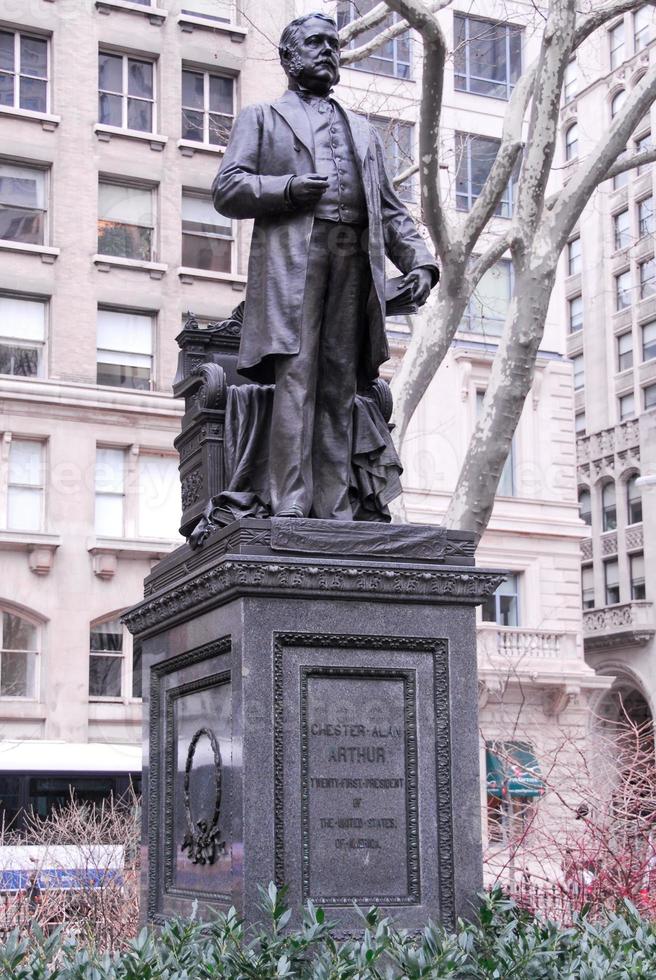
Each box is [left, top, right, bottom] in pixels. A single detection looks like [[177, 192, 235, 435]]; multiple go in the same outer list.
[[404, 267, 433, 307]]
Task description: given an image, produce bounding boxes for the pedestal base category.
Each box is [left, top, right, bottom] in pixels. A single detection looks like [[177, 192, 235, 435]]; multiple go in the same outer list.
[[125, 519, 505, 931]]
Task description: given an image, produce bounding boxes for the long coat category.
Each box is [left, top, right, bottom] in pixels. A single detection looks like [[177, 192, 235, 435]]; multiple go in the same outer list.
[[212, 89, 438, 385]]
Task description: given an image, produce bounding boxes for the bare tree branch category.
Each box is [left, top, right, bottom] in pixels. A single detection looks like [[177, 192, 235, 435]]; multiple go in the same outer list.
[[383, 0, 451, 258], [604, 145, 656, 180], [573, 0, 650, 49], [513, 0, 577, 242], [463, 66, 535, 252], [393, 162, 420, 187], [339, 0, 453, 58], [470, 233, 513, 287]]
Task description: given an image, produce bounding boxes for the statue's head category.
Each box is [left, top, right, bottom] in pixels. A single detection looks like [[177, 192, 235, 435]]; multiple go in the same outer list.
[[279, 13, 340, 95]]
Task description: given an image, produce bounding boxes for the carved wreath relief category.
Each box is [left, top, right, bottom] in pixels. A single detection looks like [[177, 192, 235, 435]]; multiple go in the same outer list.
[[180, 727, 226, 866]]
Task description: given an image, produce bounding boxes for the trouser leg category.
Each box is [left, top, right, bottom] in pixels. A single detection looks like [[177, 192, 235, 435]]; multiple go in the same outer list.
[[312, 223, 371, 520], [269, 222, 328, 516]]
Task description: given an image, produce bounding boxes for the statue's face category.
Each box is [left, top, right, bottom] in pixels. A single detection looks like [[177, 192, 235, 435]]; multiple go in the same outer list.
[[282, 18, 340, 94]]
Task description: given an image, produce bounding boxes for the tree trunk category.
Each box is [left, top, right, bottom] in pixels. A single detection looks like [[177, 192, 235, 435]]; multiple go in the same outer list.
[[444, 262, 557, 537]]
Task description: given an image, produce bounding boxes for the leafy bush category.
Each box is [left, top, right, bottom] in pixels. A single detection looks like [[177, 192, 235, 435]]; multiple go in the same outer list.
[[3, 885, 656, 979]]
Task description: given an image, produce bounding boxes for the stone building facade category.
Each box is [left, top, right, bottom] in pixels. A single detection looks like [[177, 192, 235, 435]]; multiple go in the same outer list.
[[560, 5, 656, 729], [0, 0, 605, 858]]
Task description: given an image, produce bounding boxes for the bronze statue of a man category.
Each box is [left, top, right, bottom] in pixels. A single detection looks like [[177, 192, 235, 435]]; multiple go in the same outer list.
[[212, 12, 438, 520]]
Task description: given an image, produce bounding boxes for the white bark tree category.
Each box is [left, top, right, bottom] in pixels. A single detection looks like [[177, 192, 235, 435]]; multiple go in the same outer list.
[[340, 0, 656, 539]]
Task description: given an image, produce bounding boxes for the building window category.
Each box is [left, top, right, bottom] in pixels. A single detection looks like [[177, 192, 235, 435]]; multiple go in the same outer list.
[[634, 6, 652, 52], [644, 381, 656, 408], [642, 319, 656, 360], [609, 21, 626, 69], [461, 260, 512, 336], [614, 209, 631, 250], [614, 160, 630, 191], [181, 68, 234, 146], [0, 30, 48, 114], [137, 454, 181, 540], [182, 0, 234, 21], [182, 192, 233, 272], [572, 353, 584, 390], [98, 181, 155, 262], [627, 474, 642, 524], [568, 295, 583, 333], [455, 133, 516, 217], [98, 51, 155, 133], [89, 619, 123, 699], [636, 132, 652, 175], [0, 162, 47, 245], [617, 331, 634, 371], [89, 617, 142, 700], [602, 481, 617, 531], [563, 59, 577, 104], [0, 296, 45, 378], [630, 552, 646, 600], [639, 257, 656, 299], [6, 439, 44, 532], [611, 90, 626, 119], [453, 14, 522, 100], [0, 610, 38, 698], [370, 117, 415, 202], [638, 196, 654, 238], [482, 573, 519, 626], [619, 391, 636, 419], [565, 123, 578, 161], [604, 558, 620, 605], [337, 0, 411, 79], [476, 390, 514, 494], [579, 488, 591, 525], [567, 237, 581, 276], [582, 566, 595, 610], [97, 309, 153, 390], [575, 410, 586, 435], [95, 447, 125, 537], [616, 269, 632, 310]]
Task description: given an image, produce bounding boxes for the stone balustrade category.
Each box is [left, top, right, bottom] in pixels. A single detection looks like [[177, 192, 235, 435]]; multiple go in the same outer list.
[[477, 624, 578, 665], [576, 418, 640, 464], [583, 600, 655, 651]]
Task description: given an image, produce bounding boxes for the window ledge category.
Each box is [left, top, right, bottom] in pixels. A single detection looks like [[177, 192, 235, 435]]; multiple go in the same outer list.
[[95, 0, 167, 24], [0, 530, 62, 575], [0, 105, 61, 131], [177, 13, 247, 40], [89, 536, 179, 566], [177, 138, 225, 157], [94, 124, 167, 151], [0, 239, 59, 264], [88, 701, 142, 720], [0, 701, 47, 720], [93, 253, 168, 279], [178, 265, 246, 288]]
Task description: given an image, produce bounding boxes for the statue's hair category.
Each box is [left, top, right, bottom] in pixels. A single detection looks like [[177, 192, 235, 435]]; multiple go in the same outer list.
[[279, 12, 337, 58]]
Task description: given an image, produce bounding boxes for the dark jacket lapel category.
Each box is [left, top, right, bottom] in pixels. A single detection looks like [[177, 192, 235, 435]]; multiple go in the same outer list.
[[340, 105, 371, 164], [271, 90, 315, 159]]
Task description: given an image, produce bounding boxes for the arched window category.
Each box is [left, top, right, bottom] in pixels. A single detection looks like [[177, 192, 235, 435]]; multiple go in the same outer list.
[[611, 89, 626, 118], [565, 123, 578, 161], [89, 616, 141, 700], [0, 608, 39, 698], [579, 488, 592, 526], [602, 481, 617, 531], [627, 473, 642, 524]]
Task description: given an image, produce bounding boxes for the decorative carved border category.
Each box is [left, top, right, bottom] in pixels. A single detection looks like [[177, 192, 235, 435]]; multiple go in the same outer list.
[[148, 636, 231, 922], [164, 670, 231, 903], [272, 633, 455, 928], [127, 558, 505, 635], [299, 665, 420, 907]]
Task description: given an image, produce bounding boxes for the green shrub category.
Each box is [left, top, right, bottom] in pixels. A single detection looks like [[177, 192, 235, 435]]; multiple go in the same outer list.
[[4, 885, 656, 979]]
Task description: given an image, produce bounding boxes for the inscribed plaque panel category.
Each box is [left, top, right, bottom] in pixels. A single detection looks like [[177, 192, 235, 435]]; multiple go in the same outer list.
[[300, 668, 419, 905]]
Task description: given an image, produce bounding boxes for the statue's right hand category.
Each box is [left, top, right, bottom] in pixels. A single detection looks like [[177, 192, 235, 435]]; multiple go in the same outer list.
[[289, 174, 329, 207]]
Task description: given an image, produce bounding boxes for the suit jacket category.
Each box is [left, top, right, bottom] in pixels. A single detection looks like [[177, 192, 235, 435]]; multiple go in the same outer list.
[[212, 89, 438, 385]]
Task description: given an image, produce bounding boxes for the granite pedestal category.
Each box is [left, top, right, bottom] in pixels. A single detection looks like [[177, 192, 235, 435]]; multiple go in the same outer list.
[[124, 518, 505, 931]]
